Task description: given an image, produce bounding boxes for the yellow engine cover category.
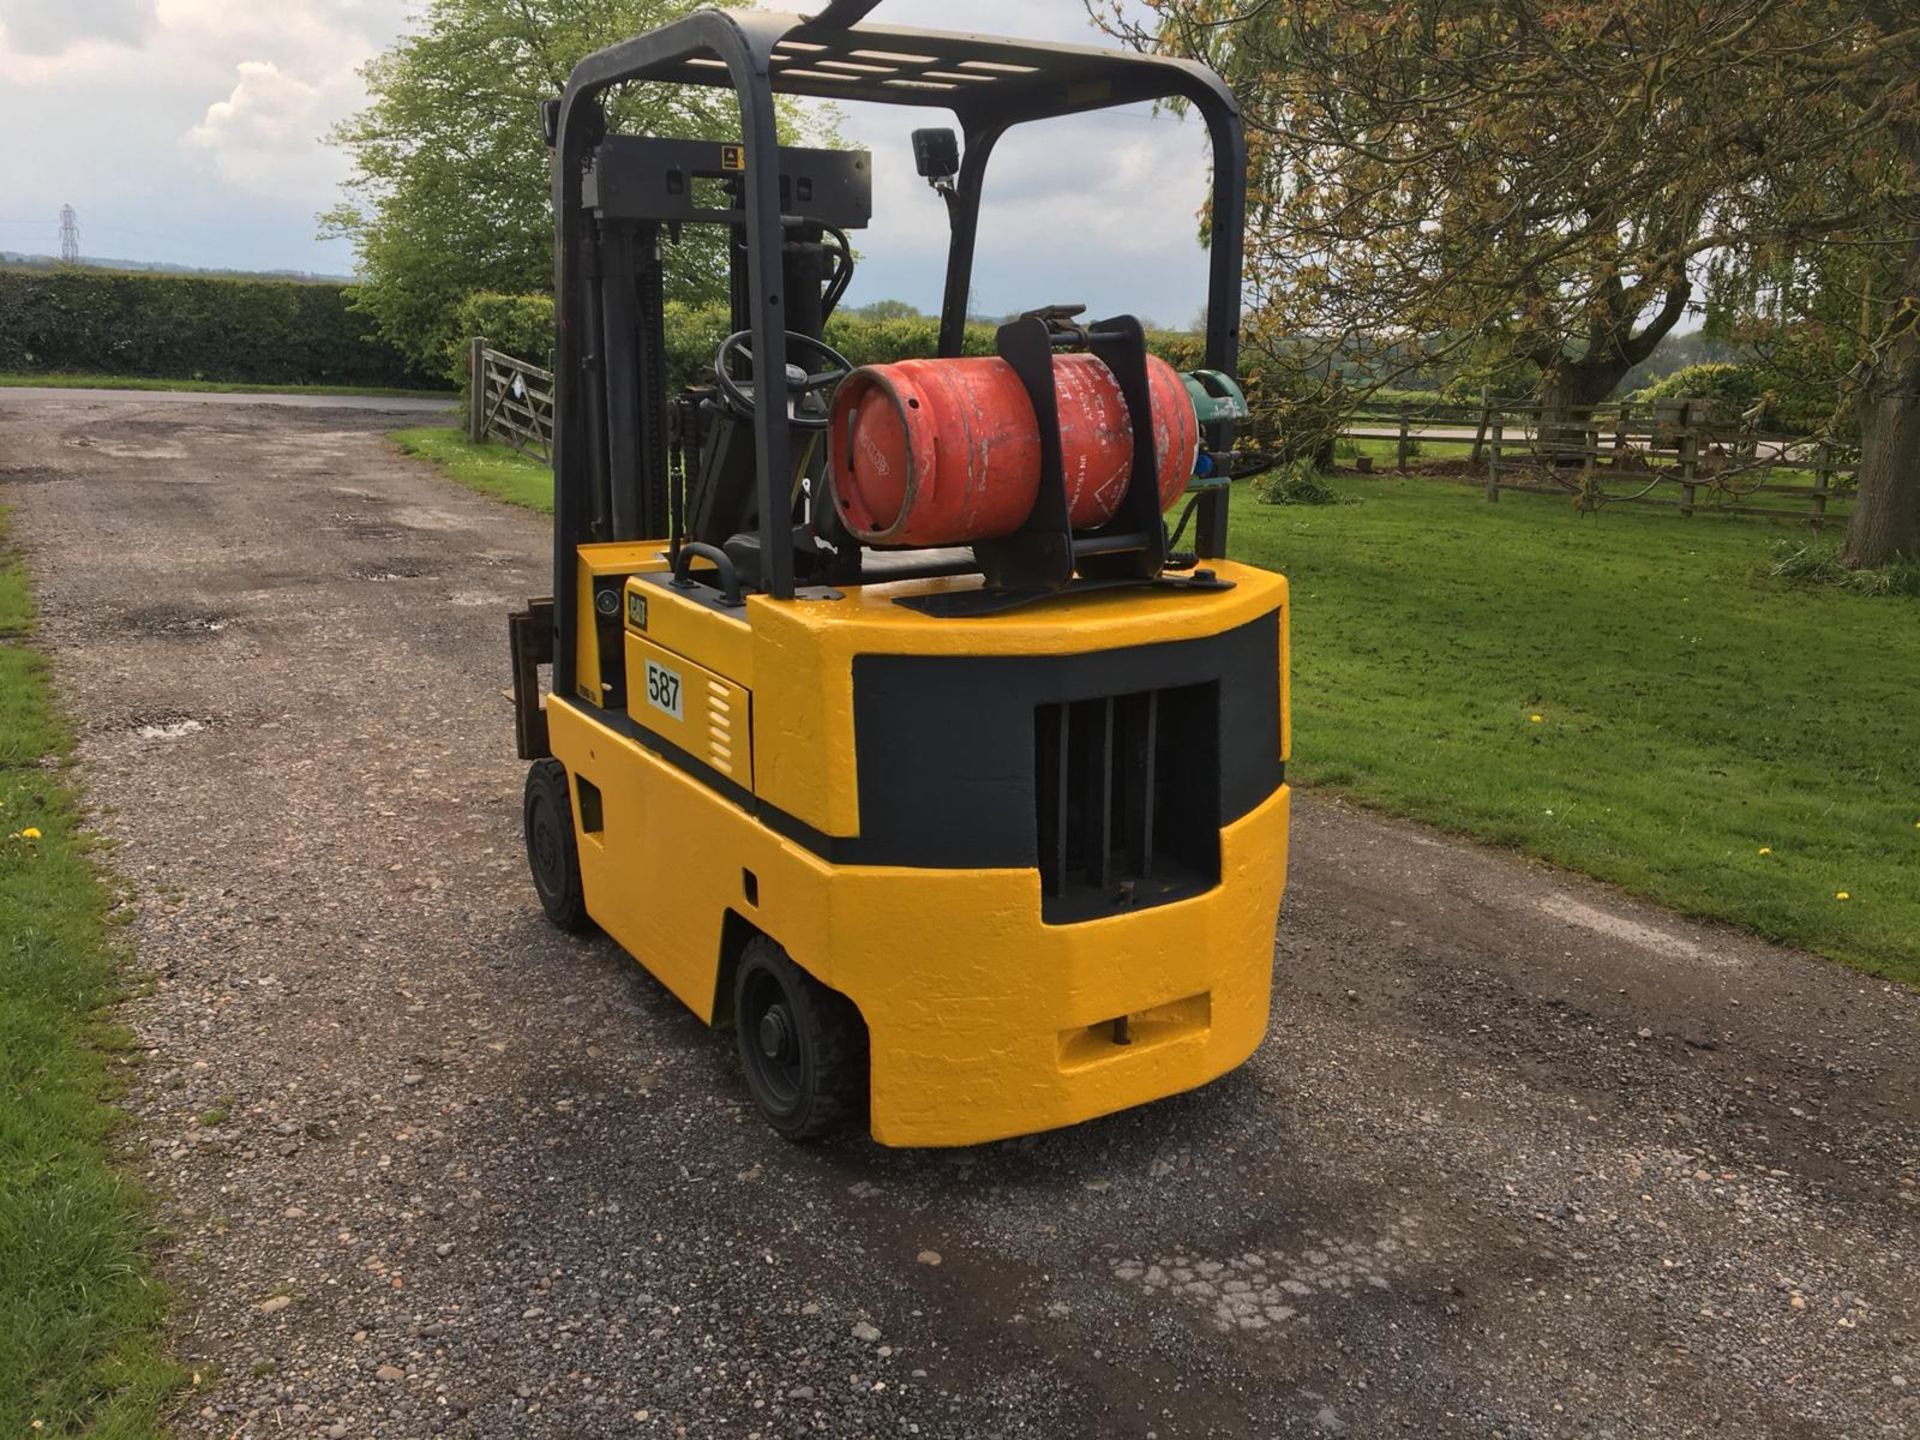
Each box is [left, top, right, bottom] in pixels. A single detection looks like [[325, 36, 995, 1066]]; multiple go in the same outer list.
[[551, 548, 1292, 1147], [625, 632, 753, 789]]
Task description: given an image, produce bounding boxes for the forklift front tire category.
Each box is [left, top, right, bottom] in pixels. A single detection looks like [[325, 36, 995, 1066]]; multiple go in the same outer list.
[[733, 937, 869, 1141], [524, 759, 592, 934]]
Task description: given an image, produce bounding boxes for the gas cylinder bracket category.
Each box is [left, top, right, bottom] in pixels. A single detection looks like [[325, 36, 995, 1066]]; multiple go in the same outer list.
[[971, 314, 1078, 595]]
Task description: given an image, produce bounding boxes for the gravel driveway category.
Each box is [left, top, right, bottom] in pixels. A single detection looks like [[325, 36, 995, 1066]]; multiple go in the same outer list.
[[2, 390, 1916, 1439]]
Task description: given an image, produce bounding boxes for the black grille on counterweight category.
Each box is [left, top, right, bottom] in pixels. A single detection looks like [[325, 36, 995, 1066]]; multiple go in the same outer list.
[[1034, 683, 1221, 924], [842, 612, 1282, 888]]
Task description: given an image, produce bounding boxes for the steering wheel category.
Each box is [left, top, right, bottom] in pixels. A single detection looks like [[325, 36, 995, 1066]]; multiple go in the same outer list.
[[714, 329, 852, 433]]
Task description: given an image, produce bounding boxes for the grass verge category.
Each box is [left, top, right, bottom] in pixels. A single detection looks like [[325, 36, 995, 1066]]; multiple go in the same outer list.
[[0, 509, 177, 1437], [400, 428, 1919, 982], [1, 372, 452, 400], [1234, 475, 1919, 983], [391, 427, 552, 510]]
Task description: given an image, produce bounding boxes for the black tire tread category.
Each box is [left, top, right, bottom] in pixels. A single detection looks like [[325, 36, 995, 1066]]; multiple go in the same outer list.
[[736, 936, 869, 1141], [524, 759, 592, 934]]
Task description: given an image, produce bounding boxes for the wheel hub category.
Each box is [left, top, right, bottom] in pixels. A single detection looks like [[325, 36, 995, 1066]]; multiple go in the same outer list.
[[758, 1004, 795, 1063]]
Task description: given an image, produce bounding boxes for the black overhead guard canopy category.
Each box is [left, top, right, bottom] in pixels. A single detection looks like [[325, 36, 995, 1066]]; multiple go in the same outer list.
[[549, 1, 1247, 613]]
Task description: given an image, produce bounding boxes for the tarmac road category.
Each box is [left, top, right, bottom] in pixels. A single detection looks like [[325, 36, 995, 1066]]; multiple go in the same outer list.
[[3, 389, 1916, 1439], [0, 385, 455, 413]]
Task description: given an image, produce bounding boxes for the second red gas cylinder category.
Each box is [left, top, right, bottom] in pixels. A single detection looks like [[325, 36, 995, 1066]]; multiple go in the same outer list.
[[826, 351, 1198, 547]]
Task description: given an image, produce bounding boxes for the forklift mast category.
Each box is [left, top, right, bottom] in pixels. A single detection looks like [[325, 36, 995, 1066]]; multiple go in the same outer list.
[[545, 0, 1248, 700]]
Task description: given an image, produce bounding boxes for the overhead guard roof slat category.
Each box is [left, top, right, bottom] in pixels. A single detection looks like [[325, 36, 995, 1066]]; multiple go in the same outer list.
[[593, 12, 1236, 130]]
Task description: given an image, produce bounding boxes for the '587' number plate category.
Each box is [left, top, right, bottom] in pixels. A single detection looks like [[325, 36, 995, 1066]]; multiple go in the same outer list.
[[645, 658, 684, 721]]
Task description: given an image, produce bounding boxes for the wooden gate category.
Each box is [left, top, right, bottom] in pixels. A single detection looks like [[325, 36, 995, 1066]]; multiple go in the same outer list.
[[468, 338, 553, 462]]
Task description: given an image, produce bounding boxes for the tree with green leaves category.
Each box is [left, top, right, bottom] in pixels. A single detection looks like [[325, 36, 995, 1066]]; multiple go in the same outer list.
[[1090, 2, 1736, 418], [845, 298, 925, 321], [1702, 2, 1920, 568], [324, 0, 806, 378], [1093, 0, 1920, 566]]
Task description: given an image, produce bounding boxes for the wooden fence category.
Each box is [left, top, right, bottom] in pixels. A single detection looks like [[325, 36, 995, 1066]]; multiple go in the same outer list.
[[457, 347, 1851, 529], [468, 337, 553, 462], [1338, 395, 1855, 526]]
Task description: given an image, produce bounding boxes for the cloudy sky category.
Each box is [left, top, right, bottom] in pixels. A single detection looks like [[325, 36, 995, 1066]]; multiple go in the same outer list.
[[0, 0, 1214, 324]]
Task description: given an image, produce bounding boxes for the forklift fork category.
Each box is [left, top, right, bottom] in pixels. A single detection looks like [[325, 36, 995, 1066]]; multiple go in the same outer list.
[[509, 599, 555, 761]]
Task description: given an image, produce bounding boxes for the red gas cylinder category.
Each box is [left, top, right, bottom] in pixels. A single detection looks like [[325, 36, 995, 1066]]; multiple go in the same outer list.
[[827, 352, 1198, 547]]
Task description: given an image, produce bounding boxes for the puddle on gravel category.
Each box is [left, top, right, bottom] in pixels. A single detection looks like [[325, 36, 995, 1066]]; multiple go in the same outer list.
[[121, 605, 234, 638], [389, 504, 464, 532], [324, 505, 417, 542], [133, 716, 207, 741], [1111, 1219, 1421, 1334], [67, 436, 190, 461], [352, 559, 442, 581], [336, 523, 410, 542], [0, 465, 63, 484]]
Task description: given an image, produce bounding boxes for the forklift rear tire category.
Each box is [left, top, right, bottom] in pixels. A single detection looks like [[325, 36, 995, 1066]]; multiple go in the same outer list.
[[524, 759, 592, 934], [734, 937, 868, 1141]]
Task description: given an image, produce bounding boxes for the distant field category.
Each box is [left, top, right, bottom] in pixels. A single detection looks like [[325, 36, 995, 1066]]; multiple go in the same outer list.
[[396, 431, 1919, 982]]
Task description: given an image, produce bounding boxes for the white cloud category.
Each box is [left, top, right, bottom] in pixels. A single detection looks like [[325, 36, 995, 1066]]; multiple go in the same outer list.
[[772, 0, 1213, 325], [154, 0, 391, 79], [0, 0, 407, 269], [0, 0, 1200, 296], [0, 0, 153, 56], [161, 2, 408, 204], [187, 59, 344, 201]]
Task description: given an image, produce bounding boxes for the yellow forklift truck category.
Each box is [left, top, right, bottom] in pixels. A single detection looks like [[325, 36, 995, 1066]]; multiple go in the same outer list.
[[511, 0, 1290, 1146]]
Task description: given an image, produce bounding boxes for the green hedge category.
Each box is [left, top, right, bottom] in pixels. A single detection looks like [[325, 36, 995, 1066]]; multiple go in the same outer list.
[[454, 292, 558, 378], [1630, 362, 1764, 420], [454, 291, 1209, 392], [0, 267, 440, 389], [1629, 361, 1832, 435]]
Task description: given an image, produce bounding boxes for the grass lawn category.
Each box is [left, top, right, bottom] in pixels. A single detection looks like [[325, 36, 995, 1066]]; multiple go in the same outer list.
[[398, 429, 1919, 982], [0, 511, 176, 1436], [1, 372, 453, 400], [391, 427, 552, 510], [1233, 475, 1919, 982]]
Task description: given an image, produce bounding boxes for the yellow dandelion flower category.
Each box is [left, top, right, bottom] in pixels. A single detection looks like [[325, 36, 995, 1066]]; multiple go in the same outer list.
[[1529, 713, 1544, 723], [19, 827, 40, 841], [1836, 891, 1851, 901], [1758, 847, 1772, 856]]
